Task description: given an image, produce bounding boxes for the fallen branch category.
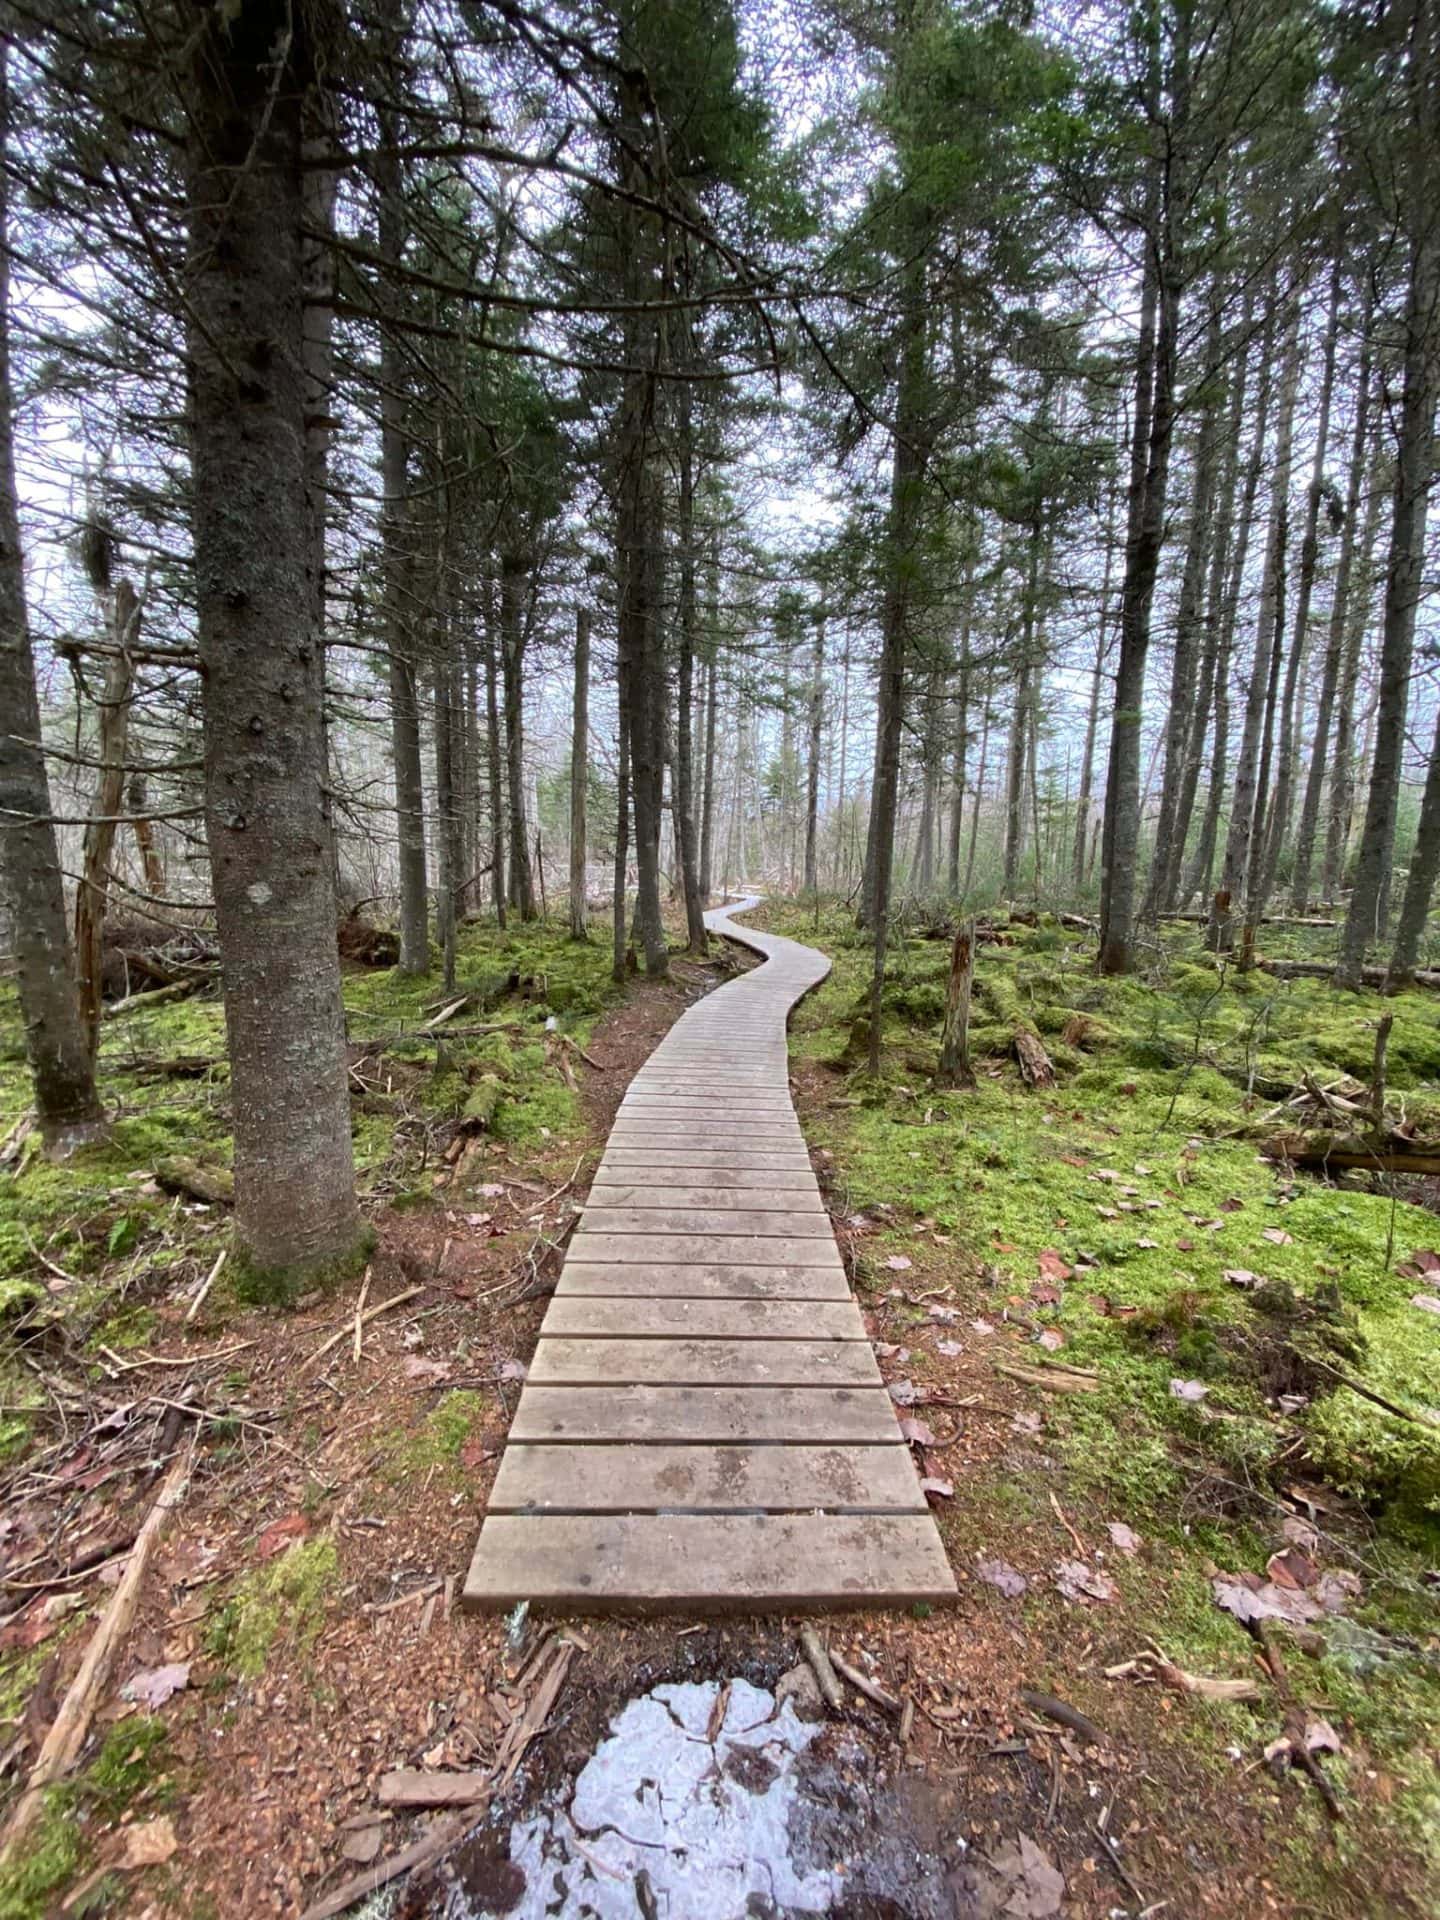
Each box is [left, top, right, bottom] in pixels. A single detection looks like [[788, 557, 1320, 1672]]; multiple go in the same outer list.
[[183, 1248, 227, 1327], [303, 1286, 423, 1373], [0, 1448, 191, 1860], [831, 1653, 901, 1715], [1012, 1024, 1055, 1090], [798, 1626, 844, 1714], [298, 1812, 471, 1920], [1017, 1689, 1105, 1747], [352, 1266, 372, 1363], [995, 1361, 1099, 1394]]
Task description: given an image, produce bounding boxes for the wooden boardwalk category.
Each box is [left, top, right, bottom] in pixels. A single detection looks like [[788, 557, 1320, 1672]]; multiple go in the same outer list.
[[462, 897, 957, 1611]]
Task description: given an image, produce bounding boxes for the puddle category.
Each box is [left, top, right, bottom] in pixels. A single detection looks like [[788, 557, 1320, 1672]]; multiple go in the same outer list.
[[419, 1673, 971, 1919]]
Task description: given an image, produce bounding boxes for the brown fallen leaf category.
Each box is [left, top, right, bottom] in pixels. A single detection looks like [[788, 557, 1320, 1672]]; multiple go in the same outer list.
[[976, 1557, 1028, 1598], [1055, 1559, 1119, 1603], [256, 1512, 309, 1559]]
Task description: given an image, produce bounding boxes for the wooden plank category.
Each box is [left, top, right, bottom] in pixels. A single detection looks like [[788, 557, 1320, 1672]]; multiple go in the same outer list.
[[541, 1296, 865, 1341], [557, 1262, 851, 1299], [509, 1384, 901, 1443], [588, 1184, 824, 1213], [462, 1512, 956, 1611], [527, 1337, 879, 1386], [488, 1442, 925, 1514], [576, 1207, 833, 1239], [593, 1164, 817, 1190], [598, 1149, 813, 1172], [568, 1233, 842, 1268]]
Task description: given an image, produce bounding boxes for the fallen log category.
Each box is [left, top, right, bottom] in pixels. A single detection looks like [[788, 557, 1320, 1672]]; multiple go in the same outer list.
[[1263, 1130, 1440, 1179], [1013, 1025, 1055, 1090], [1256, 959, 1440, 991], [377, 1770, 493, 1808], [155, 1155, 234, 1206], [103, 975, 215, 1019]]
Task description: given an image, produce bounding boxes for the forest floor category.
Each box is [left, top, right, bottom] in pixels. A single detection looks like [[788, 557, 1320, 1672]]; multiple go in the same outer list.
[[0, 902, 1435, 1919]]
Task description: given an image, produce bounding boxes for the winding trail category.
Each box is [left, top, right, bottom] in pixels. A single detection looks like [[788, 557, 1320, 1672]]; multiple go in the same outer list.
[[462, 896, 956, 1611]]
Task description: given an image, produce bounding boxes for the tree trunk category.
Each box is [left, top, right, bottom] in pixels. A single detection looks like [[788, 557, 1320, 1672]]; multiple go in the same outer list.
[[612, 702, 631, 983], [945, 617, 971, 896], [1388, 702, 1440, 987], [674, 399, 706, 952], [1207, 281, 1295, 949], [1324, 408, 1386, 901], [1145, 291, 1223, 917], [1097, 13, 1187, 974], [500, 556, 536, 920], [74, 582, 139, 1060], [1256, 253, 1341, 916], [482, 592, 506, 929], [569, 607, 590, 940], [0, 48, 101, 1146], [698, 556, 718, 904], [804, 612, 825, 895], [185, 0, 363, 1287], [1074, 483, 1118, 894], [1293, 294, 1374, 910], [376, 121, 428, 974], [936, 919, 975, 1087], [1337, 4, 1440, 985]]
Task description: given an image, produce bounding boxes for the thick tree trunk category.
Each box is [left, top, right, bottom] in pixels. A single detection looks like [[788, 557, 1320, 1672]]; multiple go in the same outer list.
[[936, 919, 975, 1087], [185, 0, 363, 1287], [0, 50, 101, 1146], [698, 577, 718, 903], [569, 607, 590, 940], [433, 647, 459, 994], [945, 619, 970, 897], [1337, 3, 1440, 985], [1293, 299, 1373, 910], [376, 125, 428, 974]]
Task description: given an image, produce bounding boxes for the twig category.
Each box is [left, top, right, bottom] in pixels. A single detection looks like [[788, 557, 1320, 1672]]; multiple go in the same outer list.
[[353, 1266, 372, 1364], [1049, 1492, 1088, 1559], [1017, 1689, 1105, 1747], [830, 1652, 900, 1714], [521, 1155, 586, 1219], [304, 1285, 422, 1373], [298, 1812, 471, 1920], [183, 1248, 227, 1326], [799, 1626, 844, 1714], [0, 1447, 191, 1859]]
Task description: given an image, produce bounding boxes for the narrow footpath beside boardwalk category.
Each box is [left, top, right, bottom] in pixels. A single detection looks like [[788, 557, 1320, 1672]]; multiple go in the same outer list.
[[463, 897, 957, 1610]]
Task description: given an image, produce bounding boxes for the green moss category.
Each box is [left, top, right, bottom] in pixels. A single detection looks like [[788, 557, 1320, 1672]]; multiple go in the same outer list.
[[390, 1387, 487, 1482], [0, 1793, 82, 1920], [207, 1536, 340, 1679], [227, 1223, 376, 1309]]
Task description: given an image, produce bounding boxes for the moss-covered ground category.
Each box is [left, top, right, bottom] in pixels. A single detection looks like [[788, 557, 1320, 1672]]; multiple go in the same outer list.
[[0, 916, 621, 1456], [748, 898, 1440, 1909]]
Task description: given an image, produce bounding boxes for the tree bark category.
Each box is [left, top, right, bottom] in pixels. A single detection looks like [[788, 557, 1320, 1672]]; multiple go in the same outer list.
[[569, 607, 590, 939], [0, 47, 101, 1146], [936, 918, 975, 1087], [674, 396, 707, 951], [185, 0, 363, 1285], [1292, 293, 1373, 910], [74, 582, 139, 1060], [482, 587, 506, 929], [1323, 407, 1386, 901], [804, 612, 825, 895], [500, 556, 536, 920], [1337, 0, 1440, 985], [376, 120, 428, 973], [1388, 702, 1440, 987], [1098, 9, 1188, 973]]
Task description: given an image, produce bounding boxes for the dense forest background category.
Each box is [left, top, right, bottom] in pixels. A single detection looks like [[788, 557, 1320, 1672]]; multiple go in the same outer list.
[[1, 0, 1438, 1275]]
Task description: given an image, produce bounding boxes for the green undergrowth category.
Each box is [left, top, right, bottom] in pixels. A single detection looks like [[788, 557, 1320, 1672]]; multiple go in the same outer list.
[[0, 1716, 172, 1920], [0, 914, 621, 1454], [749, 897, 1440, 1889], [205, 1535, 340, 1681]]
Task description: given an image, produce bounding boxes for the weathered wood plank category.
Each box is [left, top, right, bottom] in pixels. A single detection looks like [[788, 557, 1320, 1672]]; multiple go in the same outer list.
[[568, 1233, 842, 1268], [587, 1184, 824, 1213], [577, 1207, 833, 1239], [557, 1262, 851, 1299], [527, 1337, 879, 1386], [593, 1164, 818, 1190], [509, 1384, 901, 1443], [462, 1512, 956, 1610], [598, 1149, 814, 1172], [488, 1442, 924, 1514], [541, 1296, 865, 1341]]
